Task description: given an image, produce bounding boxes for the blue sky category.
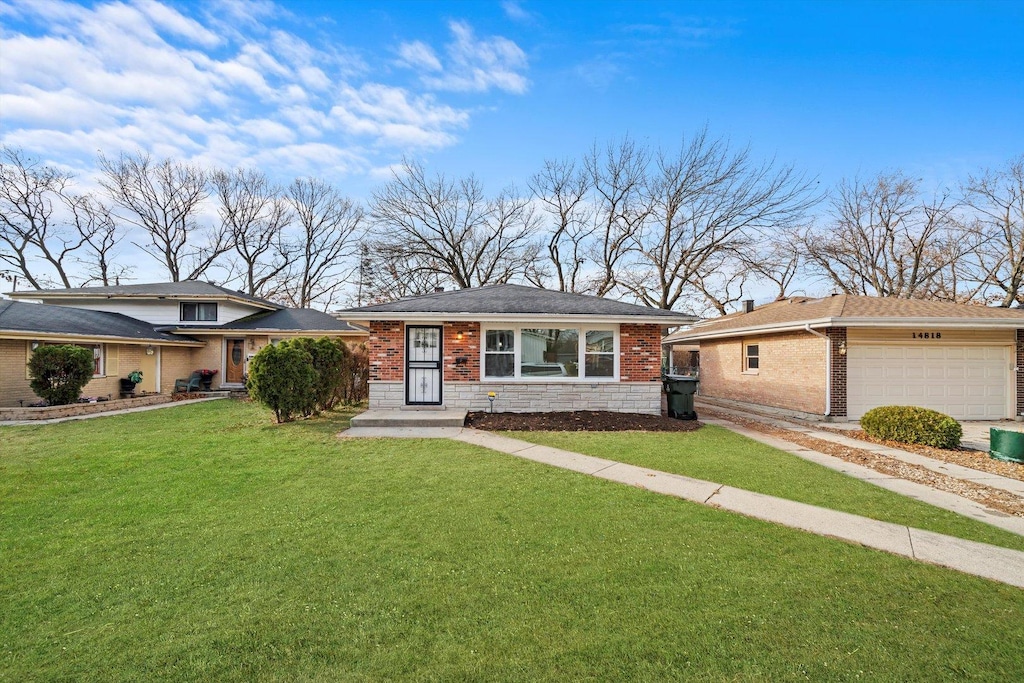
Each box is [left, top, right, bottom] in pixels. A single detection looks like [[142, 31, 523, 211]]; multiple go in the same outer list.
[[1, 0, 1022, 198]]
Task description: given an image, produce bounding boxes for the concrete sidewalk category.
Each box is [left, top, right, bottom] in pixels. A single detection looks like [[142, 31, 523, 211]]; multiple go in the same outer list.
[[697, 401, 1024, 500], [341, 424, 1024, 588], [448, 428, 1024, 588]]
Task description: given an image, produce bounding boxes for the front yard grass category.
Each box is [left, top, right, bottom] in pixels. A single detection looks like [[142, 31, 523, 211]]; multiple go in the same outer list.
[[508, 426, 1024, 552], [1, 401, 1022, 680]]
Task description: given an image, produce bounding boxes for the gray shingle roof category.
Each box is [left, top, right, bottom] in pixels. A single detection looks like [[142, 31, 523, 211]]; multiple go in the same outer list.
[[182, 308, 365, 332], [336, 284, 695, 321], [0, 300, 200, 344], [11, 281, 281, 309]]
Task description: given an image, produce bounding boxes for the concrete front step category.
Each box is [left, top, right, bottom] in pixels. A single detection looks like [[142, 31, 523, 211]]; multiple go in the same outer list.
[[351, 409, 468, 428]]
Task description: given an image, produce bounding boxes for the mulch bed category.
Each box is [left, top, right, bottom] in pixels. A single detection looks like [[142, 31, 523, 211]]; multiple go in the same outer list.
[[702, 408, 1024, 518], [465, 410, 702, 432]]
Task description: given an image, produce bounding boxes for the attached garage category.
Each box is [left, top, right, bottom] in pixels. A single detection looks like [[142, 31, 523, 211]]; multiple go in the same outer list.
[[665, 294, 1024, 422], [847, 343, 1013, 420]]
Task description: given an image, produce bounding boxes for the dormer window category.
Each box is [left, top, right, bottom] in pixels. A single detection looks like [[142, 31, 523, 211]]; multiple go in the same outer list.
[[180, 302, 218, 322]]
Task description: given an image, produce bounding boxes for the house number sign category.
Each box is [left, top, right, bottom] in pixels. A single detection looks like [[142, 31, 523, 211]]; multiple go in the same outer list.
[[911, 332, 942, 339]]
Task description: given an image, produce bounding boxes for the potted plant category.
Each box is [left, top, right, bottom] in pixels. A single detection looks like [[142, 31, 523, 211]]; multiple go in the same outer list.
[[199, 368, 218, 391], [120, 369, 143, 397]]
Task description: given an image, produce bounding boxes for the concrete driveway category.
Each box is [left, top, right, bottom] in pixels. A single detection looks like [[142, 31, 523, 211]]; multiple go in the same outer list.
[[959, 421, 1024, 451]]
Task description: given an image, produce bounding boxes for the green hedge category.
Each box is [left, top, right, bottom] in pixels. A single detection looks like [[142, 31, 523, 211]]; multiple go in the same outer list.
[[28, 344, 96, 405], [860, 405, 963, 449]]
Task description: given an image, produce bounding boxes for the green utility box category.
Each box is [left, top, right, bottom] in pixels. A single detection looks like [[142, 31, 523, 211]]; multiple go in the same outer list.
[[663, 375, 698, 421], [990, 428, 1024, 464]]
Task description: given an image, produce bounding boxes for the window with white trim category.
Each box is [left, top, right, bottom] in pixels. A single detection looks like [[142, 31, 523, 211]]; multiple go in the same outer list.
[[29, 342, 104, 377], [744, 343, 759, 372], [180, 302, 218, 322], [484, 330, 515, 377], [481, 325, 618, 380]]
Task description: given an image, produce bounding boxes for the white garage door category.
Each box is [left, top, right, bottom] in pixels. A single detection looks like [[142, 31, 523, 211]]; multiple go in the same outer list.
[[847, 345, 1011, 420]]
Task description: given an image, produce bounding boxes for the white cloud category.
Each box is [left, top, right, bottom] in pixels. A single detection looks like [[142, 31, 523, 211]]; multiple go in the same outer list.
[[0, 0, 511, 183], [501, 1, 533, 23], [399, 20, 530, 95]]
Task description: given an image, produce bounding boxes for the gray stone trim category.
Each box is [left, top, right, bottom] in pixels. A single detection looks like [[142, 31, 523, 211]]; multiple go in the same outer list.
[[369, 380, 661, 415]]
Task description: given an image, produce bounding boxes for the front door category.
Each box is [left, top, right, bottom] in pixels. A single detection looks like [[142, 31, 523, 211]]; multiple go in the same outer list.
[[406, 326, 442, 405], [138, 347, 159, 393], [226, 338, 245, 384]]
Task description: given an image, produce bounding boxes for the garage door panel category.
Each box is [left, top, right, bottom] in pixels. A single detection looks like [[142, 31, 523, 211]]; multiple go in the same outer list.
[[848, 344, 1010, 420]]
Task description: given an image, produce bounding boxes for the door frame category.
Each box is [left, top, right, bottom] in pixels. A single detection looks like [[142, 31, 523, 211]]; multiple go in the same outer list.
[[224, 337, 247, 386], [405, 325, 443, 406]]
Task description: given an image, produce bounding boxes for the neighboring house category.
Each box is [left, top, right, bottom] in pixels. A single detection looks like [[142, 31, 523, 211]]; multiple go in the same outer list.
[[668, 295, 1024, 421], [334, 284, 695, 415], [2, 282, 365, 407]]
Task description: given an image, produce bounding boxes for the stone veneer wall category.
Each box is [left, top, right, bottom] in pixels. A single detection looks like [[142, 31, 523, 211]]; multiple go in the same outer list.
[[369, 380, 661, 415]]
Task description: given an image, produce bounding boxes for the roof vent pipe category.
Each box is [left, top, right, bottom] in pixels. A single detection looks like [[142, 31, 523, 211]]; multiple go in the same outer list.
[[743, 299, 755, 314], [434, 287, 444, 293]]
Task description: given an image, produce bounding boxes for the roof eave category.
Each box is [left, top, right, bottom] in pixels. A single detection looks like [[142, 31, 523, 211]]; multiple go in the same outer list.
[[667, 315, 1024, 342], [9, 291, 279, 310], [175, 327, 365, 334], [0, 329, 206, 346], [335, 312, 696, 326]]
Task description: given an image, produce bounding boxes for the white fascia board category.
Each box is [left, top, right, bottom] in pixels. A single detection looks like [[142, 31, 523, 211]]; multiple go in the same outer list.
[[10, 292, 278, 310], [175, 328, 364, 335], [334, 312, 694, 326], [666, 315, 1024, 342], [0, 330, 205, 346]]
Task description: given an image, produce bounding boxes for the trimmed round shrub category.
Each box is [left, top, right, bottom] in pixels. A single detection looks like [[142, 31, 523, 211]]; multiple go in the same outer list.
[[860, 405, 963, 449], [28, 344, 96, 406], [247, 341, 316, 423]]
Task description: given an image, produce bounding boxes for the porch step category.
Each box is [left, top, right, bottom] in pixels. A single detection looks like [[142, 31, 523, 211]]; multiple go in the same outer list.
[[350, 409, 468, 428]]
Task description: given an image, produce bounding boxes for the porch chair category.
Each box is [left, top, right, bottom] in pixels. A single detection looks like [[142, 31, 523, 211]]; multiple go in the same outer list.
[[174, 371, 203, 393]]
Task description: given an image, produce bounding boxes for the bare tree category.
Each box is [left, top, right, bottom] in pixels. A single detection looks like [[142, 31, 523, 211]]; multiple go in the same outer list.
[[527, 157, 594, 292], [744, 226, 805, 300], [212, 168, 292, 299], [281, 177, 363, 309], [583, 138, 651, 296], [620, 131, 817, 310], [690, 254, 751, 316], [99, 152, 228, 281], [353, 241, 446, 305], [370, 160, 538, 290], [65, 193, 131, 286], [803, 173, 963, 299], [959, 156, 1024, 307], [0, 147, 81, 288]]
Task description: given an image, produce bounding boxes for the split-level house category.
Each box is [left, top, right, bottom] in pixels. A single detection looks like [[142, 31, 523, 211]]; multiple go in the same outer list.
[[1, 282, 365, 407]]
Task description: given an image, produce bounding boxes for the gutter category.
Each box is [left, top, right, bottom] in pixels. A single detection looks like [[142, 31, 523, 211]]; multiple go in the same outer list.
[[804, 324, 831, 417]]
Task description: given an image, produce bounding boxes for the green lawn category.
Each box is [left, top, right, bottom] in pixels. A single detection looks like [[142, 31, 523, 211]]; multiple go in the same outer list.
[[1, 401, 1022, 681], [509, 426, 1024, 553]]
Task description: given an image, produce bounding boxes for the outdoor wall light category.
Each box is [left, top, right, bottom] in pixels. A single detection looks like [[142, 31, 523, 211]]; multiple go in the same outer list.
[[146, 345, 155, 356], [456, 332, 464, 341], [838, 340, 847, 355]]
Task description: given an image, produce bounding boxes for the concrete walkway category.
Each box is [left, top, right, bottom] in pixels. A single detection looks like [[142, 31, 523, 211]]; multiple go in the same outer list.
[[0, 395, 228, 426], [698, 401, 1024, 500], [341, 424, 1024, 588]]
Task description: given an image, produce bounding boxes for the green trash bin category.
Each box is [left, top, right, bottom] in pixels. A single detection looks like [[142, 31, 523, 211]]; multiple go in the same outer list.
[[663, 375, 698, 421], [990, 428, 1024, 464]]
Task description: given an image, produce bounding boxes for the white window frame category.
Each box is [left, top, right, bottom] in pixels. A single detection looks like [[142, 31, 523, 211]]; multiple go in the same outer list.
[[480, 324, 620, 382]]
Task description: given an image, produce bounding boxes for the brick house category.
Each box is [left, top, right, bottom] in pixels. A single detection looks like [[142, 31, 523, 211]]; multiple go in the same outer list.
[[2, 282, 365, 407], [668, 295, 1024, 421], [335, 285, 696, 415]]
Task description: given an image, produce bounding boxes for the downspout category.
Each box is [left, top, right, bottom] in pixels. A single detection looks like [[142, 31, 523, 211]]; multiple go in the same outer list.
[[804, 324, 831, 417]]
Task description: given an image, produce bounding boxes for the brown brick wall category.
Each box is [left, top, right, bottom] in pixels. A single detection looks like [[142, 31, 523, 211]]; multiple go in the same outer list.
[[827, 327, 848, 417], [1018, 329, 1024, 417], [444, 322, 479, 382], [368, 321, 404, 381], [620, 324, 663, 382], [699, 330, 828, 415]]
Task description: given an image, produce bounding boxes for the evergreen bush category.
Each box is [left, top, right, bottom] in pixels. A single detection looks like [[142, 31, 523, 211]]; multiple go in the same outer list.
[[247, 342, 316, 423], [28, 345, 95, 406], [860, 405, 963, 449]]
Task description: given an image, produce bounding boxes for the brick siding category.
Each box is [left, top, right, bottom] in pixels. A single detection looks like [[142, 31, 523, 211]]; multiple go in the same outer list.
[[698, 331, 828, 415], [826, 327, 848, 417], [619, 323, 663, 382], [368, 321, 404, 381], [443, 322, 479, 382]]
